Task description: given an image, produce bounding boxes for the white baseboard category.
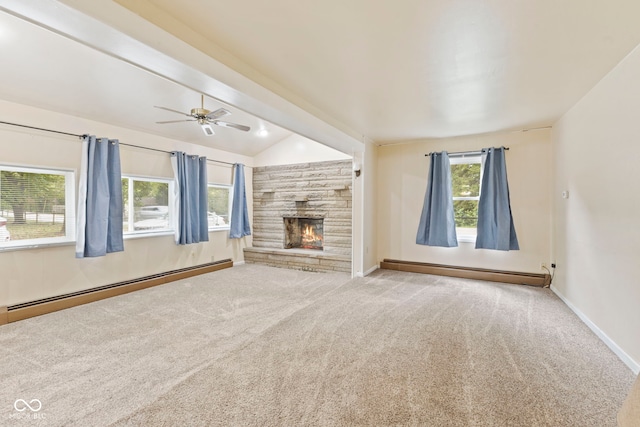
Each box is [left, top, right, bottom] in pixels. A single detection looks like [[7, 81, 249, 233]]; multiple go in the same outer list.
[[551, 285, 639, 375], [355, 264, 379, 278], [233, 261, 245, 266]]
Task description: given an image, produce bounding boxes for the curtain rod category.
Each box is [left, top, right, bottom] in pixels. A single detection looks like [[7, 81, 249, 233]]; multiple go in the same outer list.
[[0, 120, 81, 138], [0, 119, 247, 168], [425, 147, 509, 158]]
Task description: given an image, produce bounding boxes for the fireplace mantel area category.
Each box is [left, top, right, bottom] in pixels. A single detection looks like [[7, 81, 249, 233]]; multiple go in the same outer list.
[[243, 160, 352, 273]]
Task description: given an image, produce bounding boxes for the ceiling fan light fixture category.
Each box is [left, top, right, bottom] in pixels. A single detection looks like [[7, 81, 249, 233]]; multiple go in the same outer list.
[[155, 97, 249, 134], [201, 123, 215, 136]]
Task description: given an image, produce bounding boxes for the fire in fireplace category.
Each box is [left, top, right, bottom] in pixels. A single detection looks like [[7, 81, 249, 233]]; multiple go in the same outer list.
[[284, 217, 323, 250]]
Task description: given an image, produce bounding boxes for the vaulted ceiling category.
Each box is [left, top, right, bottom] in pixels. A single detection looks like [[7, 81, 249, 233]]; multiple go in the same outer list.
[[116, 0, 640, 143], [3, 0, 640, 154], [0, 8, 294, 157]]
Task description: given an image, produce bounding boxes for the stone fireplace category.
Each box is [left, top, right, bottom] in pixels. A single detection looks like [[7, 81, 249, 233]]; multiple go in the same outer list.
[[244, 159, 352, 273], [284, 217, 324, 250]]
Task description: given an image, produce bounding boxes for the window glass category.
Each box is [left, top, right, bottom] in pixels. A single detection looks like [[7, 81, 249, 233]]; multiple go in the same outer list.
[[122, 177, 171, 234], [450, 157, 482, 238], [0, 165, 75, 247], [453, 199, 479, 229], [208, 185, 231, 229], [451, 163, 481, 198]]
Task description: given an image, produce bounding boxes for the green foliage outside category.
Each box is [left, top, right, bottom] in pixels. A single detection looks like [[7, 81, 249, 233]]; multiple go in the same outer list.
[[1, 171, 65, 224], [6, 222, 65, 240], [122, 179, 169, 210], [1, 171, 66, 241], [451, 163, 481, 228], [208, 187, 229, 220]]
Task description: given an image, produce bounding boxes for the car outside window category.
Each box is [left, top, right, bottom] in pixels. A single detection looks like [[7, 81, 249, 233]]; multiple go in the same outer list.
[[122, 176, 173, 235]]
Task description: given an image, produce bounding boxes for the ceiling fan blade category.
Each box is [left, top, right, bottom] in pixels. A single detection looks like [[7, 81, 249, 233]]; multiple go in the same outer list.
[[154, 105, 192, 117], [213, 120, 251, 132], [156, 119, 197, 124], [206, 108, 231, 120]]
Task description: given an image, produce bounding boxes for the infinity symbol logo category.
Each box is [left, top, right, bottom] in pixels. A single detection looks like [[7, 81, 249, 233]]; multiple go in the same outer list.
[[14, 399, 42, 412]]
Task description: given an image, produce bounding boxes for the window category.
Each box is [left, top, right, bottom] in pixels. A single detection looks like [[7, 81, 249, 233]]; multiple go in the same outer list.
[[450, 156, 482, 241], [208, 184, 231, 230], [0, 165, 75, 247], [122, 176, 173, 234], [121, 178, 230, 235]]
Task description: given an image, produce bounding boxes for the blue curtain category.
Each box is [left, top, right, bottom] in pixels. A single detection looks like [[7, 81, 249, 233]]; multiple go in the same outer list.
[[416, 152, 458, 247], [475, 147, 519, 251], [75, 135, 124, 258], [171, 151, 209, 245], [230, 163, 251, 239]]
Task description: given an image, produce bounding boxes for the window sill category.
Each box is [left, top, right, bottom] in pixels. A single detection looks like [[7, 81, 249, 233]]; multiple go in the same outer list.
[[123, 227, 230, 240], [209, 227, 230, 232], [124, 230, 175, 240], [0, 240, 75, 253], [0, 227, 234, 252], [457, 235, 477, 244]]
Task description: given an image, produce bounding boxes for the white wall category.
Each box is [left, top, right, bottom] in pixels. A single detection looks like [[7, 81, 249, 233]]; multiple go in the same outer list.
[[353, 137, 379, 277], [362, 138, 378, 275], [552, 44, 640, 372], [253, 133, 351, 167], [377, 130, 552, 274], [0, 99, 253, 307]]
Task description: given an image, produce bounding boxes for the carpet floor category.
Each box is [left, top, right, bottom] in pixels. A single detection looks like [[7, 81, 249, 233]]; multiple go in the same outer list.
[[0, 264, 635, 426]]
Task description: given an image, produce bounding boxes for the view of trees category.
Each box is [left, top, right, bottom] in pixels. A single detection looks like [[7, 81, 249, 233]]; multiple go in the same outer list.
[[0, 171, 65, 223], [451, 162, 481, 228], [1, 172, 232, 241], [121, 178, 171, 232], [122, 179, 169, 212], [208, 187, 229, 221], [0, 170, 67, 240]]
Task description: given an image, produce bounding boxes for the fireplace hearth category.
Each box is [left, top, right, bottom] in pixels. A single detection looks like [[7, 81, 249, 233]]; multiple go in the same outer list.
[[284, 217, 324, 250]]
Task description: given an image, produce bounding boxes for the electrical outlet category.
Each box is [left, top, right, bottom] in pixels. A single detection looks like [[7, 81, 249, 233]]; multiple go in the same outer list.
[[540, 262, 547, 270]]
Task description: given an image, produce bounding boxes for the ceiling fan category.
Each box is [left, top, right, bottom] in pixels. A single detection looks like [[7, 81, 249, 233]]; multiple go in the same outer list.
[[154, 95, 251, 136]]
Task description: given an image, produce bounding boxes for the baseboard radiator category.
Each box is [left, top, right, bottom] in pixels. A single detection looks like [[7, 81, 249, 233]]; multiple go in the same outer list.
[[380, 259, 550, 287], [0, 259, 233, 325]]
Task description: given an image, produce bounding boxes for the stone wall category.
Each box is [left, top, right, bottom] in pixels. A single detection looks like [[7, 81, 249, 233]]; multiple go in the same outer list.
[[245, 160, 352, 273], [242, 247, 351, 273]]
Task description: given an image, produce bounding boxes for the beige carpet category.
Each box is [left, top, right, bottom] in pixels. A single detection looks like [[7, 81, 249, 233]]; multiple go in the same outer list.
[[0, 264, 635, 426]]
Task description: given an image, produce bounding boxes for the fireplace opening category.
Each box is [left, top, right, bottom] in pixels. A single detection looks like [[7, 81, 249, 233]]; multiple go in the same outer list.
[[284, 217, 323, 250]]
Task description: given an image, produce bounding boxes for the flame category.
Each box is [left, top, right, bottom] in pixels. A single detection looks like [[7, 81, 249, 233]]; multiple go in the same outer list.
[[301, 224, 322, 247]]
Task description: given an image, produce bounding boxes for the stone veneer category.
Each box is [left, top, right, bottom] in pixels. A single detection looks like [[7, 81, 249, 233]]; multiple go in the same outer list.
[[244, 160, 352, 273]]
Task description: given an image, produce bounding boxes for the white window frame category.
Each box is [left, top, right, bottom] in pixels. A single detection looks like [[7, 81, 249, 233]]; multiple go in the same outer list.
[[450, 155, 483, 243], [0, 164, 76, 250], [122, 175, 174, 237], [207, 183, 232, 231]]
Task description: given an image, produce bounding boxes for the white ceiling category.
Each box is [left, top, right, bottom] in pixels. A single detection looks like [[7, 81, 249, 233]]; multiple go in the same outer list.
[[0, 9, 294, 157], [3, 0, 640, 153], [115, 0, 640, 143]]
